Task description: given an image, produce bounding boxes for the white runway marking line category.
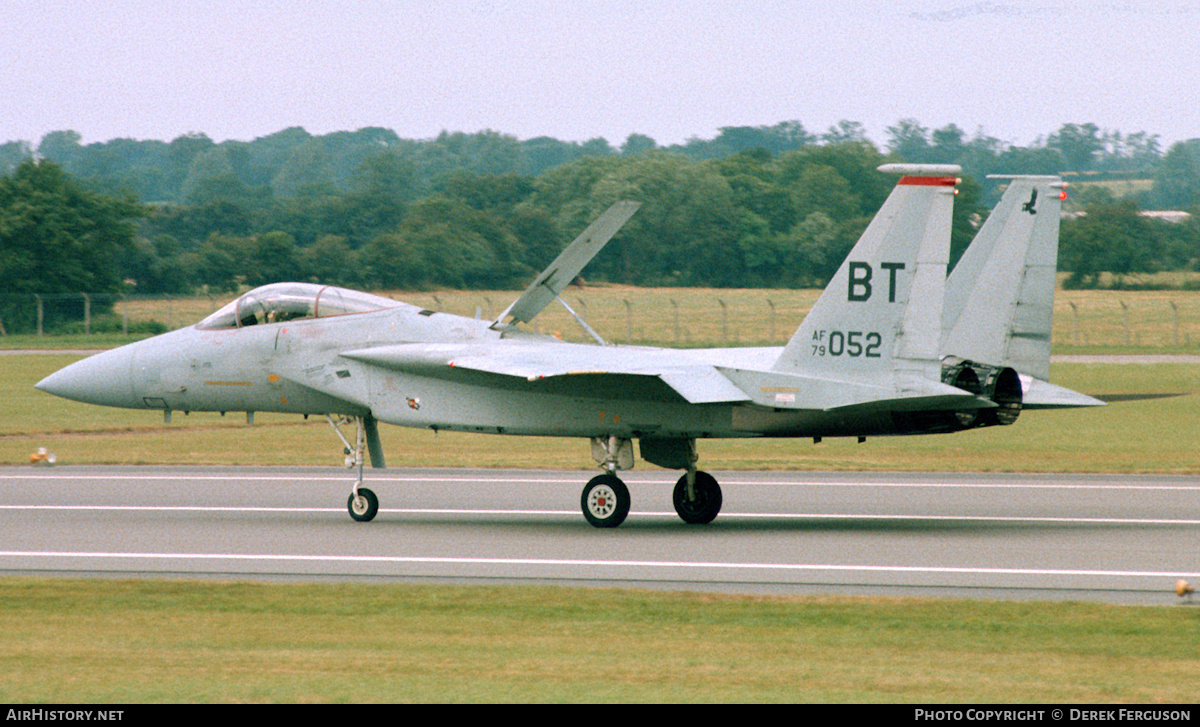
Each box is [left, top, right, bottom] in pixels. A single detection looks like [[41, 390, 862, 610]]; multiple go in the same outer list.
[[0, 550, 1196, 582], [3, 504, 1200, 526], [0, 505, 571, 516], [3, 472, 1199, 492]]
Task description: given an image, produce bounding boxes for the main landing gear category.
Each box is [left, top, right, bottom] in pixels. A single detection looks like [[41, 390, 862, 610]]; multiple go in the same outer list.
[[672, 470, 722, 525], [581, 436, 723, 528], [328, 415, 380, 522]]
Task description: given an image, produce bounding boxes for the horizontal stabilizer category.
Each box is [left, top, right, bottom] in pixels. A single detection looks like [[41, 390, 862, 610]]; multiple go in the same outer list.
[[1094, 392, 1187, 403], [1021, 376, 1107, 409], [496, 200, 641, 326]]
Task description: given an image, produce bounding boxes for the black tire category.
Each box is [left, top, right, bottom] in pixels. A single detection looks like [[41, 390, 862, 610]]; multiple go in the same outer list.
[[581, 474, 630, 528], [673, 471, 722, 524], [348, 487, 379, 522]]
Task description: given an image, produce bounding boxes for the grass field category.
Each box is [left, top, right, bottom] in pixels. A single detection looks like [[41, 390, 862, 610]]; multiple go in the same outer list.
[[2, 578, 1199, 703]]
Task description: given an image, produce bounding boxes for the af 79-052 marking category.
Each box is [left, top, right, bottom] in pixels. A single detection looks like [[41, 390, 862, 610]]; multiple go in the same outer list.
[[811, 330, 883, 358], [36, 165, 1103, 528]]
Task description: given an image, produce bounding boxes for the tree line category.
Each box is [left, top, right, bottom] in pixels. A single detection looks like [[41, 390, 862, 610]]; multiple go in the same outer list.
[[2, 120, 1199, 334], [3, 120, 1195, 206]]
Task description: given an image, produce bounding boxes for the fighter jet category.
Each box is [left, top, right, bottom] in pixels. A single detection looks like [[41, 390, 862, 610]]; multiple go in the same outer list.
[[36, 164, 1101, 528]]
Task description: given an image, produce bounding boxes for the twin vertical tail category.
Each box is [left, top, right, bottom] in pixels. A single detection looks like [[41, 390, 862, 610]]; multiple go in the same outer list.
[[942, 176, 1067, 381], [773, 164, 960, 389], [942, 175, 1103, 411], [766, 164, 1100, 426]]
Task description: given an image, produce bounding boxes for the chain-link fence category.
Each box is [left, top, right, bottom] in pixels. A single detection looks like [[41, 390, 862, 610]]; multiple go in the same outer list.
[[0, 293, 218, 337], [2, 288, 1197, 350]]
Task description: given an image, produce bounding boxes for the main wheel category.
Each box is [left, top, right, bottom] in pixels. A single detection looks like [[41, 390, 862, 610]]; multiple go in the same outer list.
[[581, 474, 630, 528], [673, 471, 722, 524], [348, 487, 379, 522]]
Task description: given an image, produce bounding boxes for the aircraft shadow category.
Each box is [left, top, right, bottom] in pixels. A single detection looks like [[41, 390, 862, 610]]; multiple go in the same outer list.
[[364, 513, 1143, 536]]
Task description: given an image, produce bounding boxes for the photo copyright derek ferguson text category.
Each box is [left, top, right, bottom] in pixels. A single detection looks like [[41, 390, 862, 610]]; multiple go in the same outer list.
[[914, 711, 1191, 723]]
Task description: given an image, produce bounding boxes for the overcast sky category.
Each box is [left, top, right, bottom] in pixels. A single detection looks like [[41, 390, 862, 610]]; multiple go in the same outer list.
[[4, 0, 1198, 149]]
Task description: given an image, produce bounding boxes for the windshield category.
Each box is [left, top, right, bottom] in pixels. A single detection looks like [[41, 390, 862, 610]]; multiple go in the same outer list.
[[196, 283, 401, 329]]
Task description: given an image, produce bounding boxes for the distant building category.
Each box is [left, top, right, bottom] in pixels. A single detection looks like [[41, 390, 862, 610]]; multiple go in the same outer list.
[[1061, 210, 1192, 223], [1138, 210, 1192, 224]]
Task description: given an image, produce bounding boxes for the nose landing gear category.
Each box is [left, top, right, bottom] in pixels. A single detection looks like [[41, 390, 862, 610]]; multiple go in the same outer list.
[[328, 414, 385, 522]]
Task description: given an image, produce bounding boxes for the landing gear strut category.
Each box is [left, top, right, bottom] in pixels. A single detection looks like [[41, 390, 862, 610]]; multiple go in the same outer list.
[[642, 437, 722, 524], [328, 415, 381, 522]]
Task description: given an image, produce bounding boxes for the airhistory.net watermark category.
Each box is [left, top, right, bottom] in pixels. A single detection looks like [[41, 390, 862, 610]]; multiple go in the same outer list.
[[6, 711, 123, 722]]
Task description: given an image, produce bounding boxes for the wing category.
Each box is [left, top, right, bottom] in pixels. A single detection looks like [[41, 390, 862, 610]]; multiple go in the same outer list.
[[340, 341, 751, 405]]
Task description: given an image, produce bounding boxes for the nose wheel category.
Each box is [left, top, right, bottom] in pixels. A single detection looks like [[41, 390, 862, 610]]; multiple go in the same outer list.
[[348, 487, 379, 522]]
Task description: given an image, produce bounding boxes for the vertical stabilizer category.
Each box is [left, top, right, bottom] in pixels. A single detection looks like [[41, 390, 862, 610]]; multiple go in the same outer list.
[[943, 176, 1065, 380], [773, 164, 959, 385]]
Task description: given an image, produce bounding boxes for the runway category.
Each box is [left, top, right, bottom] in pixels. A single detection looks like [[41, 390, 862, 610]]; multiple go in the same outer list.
[[2, 466, 1198, 605]]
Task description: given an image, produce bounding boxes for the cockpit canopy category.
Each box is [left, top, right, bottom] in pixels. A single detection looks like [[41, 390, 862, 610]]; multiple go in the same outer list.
[[196, 283, 401, 330]]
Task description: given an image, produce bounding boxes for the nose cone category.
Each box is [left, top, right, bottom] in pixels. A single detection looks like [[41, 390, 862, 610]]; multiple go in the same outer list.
[[36, 346, 138, 408]]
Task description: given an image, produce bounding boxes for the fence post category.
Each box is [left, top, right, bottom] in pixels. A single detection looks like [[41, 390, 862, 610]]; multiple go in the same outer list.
[[766, 298, 776, 342], [82, 293, 91, 335], [623, 299, 632, 342], [1068, 301, 1080, 345], [35, 295, 43, 337], [670, 299, 679, 345], [1119, 300, 1131, 346], [717, 298, 728, 344], [1170, 300, 1180, 347]]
